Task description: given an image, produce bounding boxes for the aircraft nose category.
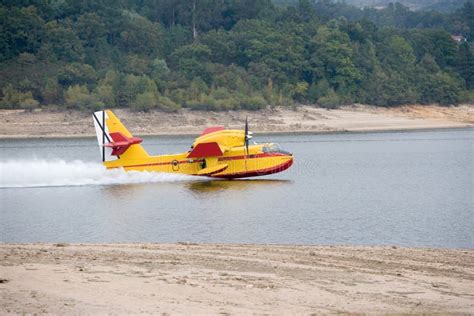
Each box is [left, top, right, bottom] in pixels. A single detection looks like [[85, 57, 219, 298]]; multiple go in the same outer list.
[[279, 154, 294, 172]]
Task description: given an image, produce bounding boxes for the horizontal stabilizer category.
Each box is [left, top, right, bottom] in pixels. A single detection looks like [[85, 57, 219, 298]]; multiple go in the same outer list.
[[187, 142, 224, 158], [104, 132, 143, 156]]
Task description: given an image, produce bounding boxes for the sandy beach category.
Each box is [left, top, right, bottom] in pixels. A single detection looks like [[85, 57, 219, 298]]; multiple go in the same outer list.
[[0, 104, 472, 138], [0, 243, 473, 314]]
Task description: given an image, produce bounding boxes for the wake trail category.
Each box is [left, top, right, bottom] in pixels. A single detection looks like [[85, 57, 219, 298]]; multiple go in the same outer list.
[[0, 160, 197, 188]]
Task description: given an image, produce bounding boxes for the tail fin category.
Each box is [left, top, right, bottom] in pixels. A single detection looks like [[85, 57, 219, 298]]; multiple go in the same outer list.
[[92, 110, 149, 162]]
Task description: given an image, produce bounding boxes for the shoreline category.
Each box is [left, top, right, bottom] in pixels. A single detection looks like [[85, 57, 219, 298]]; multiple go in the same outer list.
[[1, 126, 473, 140], [1, 243, 473, 314], [0, 125, 472, 140], [0, 104, 472, 139]]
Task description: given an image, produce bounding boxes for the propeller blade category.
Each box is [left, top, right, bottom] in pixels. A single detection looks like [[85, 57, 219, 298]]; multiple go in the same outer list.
[[244, 116, 249, 171], [244, 116, 249, 156]]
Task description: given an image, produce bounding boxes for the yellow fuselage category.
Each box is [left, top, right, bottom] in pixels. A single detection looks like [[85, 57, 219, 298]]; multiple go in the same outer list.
[[104, 143, 293, 179]]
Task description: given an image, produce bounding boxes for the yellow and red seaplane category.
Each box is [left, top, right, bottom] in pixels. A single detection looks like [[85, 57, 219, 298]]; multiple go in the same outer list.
[[93, 110, 293, 178]]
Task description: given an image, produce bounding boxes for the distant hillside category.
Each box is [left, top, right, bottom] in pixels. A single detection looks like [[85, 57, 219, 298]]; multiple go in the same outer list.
[[345, 0, 465, 12], [273, 0, 465, 12], [1, 0, 472, 112]]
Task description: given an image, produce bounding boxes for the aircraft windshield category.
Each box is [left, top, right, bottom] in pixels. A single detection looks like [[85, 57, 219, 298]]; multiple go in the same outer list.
[[262, 143, 291, 155]]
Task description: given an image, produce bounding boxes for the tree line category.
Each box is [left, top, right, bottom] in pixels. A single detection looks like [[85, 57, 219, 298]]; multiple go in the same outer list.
[[0, 0, 473, 112]]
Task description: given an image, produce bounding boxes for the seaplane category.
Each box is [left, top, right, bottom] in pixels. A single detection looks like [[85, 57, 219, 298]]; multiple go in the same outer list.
[[92, 110, 293, 178]]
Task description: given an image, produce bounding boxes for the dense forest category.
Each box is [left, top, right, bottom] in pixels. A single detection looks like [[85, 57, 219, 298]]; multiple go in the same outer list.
[[276, 0, 466, 12], [0, 0, 473, 112]]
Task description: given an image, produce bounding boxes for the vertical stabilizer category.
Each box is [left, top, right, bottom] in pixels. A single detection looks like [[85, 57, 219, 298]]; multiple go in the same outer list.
[[92, 110, 149, 162]]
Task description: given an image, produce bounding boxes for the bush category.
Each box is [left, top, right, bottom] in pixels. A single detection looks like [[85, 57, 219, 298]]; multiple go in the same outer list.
[[19, 96, 39, 110], [186, 95, 218, 111], [65, 85, 91, 108], [215, 97, 239, 110], [239, 95, 267, 110], [459, 90, 474, 103], [131, 91, 157, 112], [0, 85, 40, 109], [168, 88, 187, 106], [317, 90, 343, 109], [86, 100, 105, 112], [130, 92, 180, 112], [58, 63, 97, 86], [64, 84, 104, 111], [157, 96, 180, 112], [211, 87, 231, 100], [424, 72, 462, 106]]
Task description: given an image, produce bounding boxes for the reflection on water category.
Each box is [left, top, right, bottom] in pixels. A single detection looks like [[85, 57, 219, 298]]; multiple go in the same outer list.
[[0, 129, 473, 248], [186, 179, 291, 194], [100, 182, 151, 197]]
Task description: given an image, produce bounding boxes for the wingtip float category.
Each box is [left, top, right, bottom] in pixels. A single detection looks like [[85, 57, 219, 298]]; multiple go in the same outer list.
[[92, 110, 293, 179]]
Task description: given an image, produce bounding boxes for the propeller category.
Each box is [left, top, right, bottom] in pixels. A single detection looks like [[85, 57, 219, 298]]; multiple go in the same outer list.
[[243, 116, 254, 171], [244, 116, 253, 156]]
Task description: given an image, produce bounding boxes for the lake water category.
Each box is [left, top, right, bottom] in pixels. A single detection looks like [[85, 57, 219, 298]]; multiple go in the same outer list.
[[1, 129, 473, 248]]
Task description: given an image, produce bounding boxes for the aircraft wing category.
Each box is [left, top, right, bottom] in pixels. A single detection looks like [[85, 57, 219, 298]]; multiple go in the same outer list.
[[187, 142, 225, 158], [187, 141, 229, 176], [186, 126, 240, 175]]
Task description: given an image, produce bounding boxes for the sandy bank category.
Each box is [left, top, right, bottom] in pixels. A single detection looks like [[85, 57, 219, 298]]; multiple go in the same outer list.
[[0, 243, 473, 314], [0, 104, 472, 138]]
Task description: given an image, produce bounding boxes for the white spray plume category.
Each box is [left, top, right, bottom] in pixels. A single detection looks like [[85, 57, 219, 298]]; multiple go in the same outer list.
[[0, 160, 196, 188]]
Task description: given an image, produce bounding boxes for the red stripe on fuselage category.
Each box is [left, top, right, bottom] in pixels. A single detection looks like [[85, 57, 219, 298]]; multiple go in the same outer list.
[[218, 152, 286, 161], [211, 158, 293, 179], [109, 159, 203, 169]]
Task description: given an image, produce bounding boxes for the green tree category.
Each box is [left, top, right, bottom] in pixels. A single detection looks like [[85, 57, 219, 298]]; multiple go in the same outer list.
[[456, 42, 474, 89], [293, 81, 309, 102], [118, 11, 163, 57], [58, 62, 97, 86], [418, 54, 441, 74], [460, 0, 474, 40], [120, 74, 159, 106], [230, 20, 307, 85], [380, 35, 416, 72], [17, 52, 36, 67], [310, 26, 360, 95], [65, 85, 103, 110], [308, 78, 331, 103], [123, 54, 150, 75], [43, 21, 84, 61], [94, 70, 121, 107], [149, 58, 170, 90], [75, 13, 107, 47], [0, 5, 45, 61], [189, 77, 209, 101], [42, 77, 60, 104], [418, 71, 463, 105]]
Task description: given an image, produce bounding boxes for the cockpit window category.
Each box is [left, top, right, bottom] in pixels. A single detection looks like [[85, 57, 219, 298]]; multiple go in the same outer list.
[[262, 143, 281, 153], [262, 143, 291, 155]]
